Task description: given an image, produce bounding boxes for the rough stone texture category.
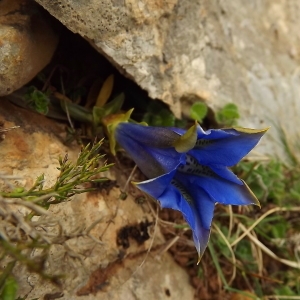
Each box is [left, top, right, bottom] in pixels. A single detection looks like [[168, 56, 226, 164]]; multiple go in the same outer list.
[[0, 0, 58, 96], [0, 99, 195, 300], [34, 0, 300, 162]]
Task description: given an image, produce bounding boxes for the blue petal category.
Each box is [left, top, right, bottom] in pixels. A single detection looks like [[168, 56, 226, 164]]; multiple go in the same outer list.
[[135, 170, 176, 200], [171, 124, 267, 167], [155, 181, 185, 211], [187, 186, 215, 258], [177, 172, 259, 206], [147, 147, 186, 173], [189, 187, 215, 230], [116, 123, 180, 147], [209, 165, 242, 185], [116, 129, 184, 177], [116, 133, 165, 178], [196, 126, 238, 139], [154, 178, 215, 258], [171, 124, 236, 139], [189, 128, 266, 167]]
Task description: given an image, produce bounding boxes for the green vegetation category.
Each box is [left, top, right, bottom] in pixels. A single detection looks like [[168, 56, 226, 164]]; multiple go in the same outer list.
[[204, 157, 300, 298], [0, 140, 112, 298], [189, 101, 240, 126], [190, 102, 208, 123], [215, 103, 240, 126], [143, 101, 176, 126], [24, 86, 50, 115]]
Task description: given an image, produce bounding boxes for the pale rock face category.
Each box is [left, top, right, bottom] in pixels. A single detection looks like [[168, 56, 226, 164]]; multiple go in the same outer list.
[[0, 100, 195, 300], [34, 0, 300, 162], [0, 0, 58, 96]]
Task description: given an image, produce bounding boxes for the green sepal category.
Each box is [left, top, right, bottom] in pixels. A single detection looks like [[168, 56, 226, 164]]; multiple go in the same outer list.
[[173, 122, 198, 153], [92, 93, 125, 127], [103, 109, 134, 155]]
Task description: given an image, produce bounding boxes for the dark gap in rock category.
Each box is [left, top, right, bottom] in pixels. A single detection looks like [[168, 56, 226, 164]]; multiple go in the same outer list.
[[21, 6, 167, 125]]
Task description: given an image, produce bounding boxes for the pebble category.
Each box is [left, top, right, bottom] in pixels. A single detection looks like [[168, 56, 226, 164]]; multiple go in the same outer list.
[[0, 0, 58, 96]]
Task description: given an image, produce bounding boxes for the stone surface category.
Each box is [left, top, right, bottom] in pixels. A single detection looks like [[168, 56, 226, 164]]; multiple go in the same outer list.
[[0, 100, 195, 299], [0, 0, 58, 96], [34, 0, 300, 162]]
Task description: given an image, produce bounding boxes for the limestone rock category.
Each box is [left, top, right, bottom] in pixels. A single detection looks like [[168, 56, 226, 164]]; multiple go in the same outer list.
[[34, 0, 300, 161], [0, 100, 195, 300], [0, 0, 58, 96]]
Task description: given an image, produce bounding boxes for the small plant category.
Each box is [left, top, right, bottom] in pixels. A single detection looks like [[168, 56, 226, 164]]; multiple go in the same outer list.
[[142, 101, 176, 127], [189, 102, 239, 126], [215, 103, 240, 126], [0, 140, 112, 297], [0, 140, 112, 208], [190, 102, 208, 123], [24, 86, 50, 115]]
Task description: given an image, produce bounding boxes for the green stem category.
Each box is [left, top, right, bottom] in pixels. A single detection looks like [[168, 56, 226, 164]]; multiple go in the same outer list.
[[208, 242, 229, 289], [0, 261, 16, 288]]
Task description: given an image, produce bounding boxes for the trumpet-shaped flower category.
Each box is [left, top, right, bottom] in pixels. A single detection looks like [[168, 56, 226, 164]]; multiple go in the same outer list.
[[114, 121, 268, 260]]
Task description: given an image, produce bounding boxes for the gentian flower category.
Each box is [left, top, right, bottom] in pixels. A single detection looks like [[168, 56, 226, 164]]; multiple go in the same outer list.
[[113, 119, 268, 261]]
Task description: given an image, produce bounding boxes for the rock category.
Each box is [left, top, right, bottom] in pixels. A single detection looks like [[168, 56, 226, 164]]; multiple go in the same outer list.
[[0, 0, 58, 96], [34, 0, 300, 162], [0, 100, 195, 299]]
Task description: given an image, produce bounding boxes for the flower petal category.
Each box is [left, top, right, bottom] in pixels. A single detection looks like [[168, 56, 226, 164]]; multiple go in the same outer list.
[[187, 186, 215, 259], [177, 172, 260, 206], [209, 165, 242, 185], [190, 127, 268, 167], [116, 129, 184, 177], [147, 147, 186, 173], [156, 178, 215, 259], [116, 134, 165, 178], [116, 122, 180, 148], [135, 170, 176, 200], [201, 177, 259, 206]]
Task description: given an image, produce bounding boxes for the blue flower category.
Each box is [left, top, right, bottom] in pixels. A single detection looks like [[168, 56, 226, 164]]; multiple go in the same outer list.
[[115, 122, 268, 260]]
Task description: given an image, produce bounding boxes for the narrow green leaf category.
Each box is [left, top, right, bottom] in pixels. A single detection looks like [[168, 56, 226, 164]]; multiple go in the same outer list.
[[96, 74, 114, 107]]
